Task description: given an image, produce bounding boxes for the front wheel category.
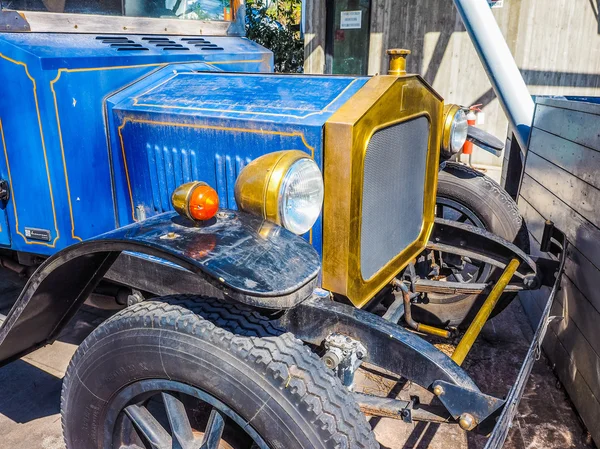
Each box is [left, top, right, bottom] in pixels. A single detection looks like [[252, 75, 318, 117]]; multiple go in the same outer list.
[[412, 162, 529, 328], [61, 297, 378, 449]]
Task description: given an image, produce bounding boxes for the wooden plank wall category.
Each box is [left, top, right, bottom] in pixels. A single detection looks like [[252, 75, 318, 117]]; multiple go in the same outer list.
[[303, 0, 326, 74], [304, 0, 600, 167], [518, 97, 600, 445]]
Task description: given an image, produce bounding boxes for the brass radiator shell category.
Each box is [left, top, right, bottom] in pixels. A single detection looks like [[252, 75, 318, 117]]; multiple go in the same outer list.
[[322, 75, 443, 307]]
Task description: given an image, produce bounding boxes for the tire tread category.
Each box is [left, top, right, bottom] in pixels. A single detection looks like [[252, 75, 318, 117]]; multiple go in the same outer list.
[[61, 296, 378, 449]]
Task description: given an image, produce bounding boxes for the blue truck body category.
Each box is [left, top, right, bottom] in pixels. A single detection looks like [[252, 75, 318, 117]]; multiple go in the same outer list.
[[0, 33, 287, 254], [107, 67, 367, 253], [0, 32, 368, 257]]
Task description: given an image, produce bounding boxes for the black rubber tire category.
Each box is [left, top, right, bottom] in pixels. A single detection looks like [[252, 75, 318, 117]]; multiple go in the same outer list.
[[61, 296, 378, 449], [412, 162, 529, 328]]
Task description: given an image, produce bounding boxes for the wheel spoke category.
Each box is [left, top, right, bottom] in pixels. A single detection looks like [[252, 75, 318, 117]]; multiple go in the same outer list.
[[453, 272, 465, 283], [124, 404, 172, 449], [457, 213, 469, 223], [162, 392, 196, 449], [436, 204, 444, 218], [200, 408, 225, 449]]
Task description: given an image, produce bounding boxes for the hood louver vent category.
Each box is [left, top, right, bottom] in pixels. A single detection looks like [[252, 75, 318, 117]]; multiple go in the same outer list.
[[95, 35, 223, 52], [96, 35, 149, 51], [181, 37, 224, 51]]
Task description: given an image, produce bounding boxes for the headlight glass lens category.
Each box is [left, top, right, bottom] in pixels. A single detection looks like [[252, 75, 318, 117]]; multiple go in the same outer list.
[[279, 158, 324, 235], [450, 109, 468, 153]]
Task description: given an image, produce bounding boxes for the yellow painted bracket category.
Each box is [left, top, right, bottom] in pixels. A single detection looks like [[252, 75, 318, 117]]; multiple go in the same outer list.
[[452, 258, 520, 366]]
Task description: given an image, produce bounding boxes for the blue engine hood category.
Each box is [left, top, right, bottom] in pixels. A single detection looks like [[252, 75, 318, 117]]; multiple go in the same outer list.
[[106, 64, 369, 253]]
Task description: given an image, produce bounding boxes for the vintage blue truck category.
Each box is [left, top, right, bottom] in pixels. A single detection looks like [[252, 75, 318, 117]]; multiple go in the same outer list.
[[0, 1, 563, 448]]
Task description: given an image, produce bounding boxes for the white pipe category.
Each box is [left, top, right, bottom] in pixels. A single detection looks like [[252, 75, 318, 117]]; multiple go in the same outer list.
[[453, 0, 535, 150]]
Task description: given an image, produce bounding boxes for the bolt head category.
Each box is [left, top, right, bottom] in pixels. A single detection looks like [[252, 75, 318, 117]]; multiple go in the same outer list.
[[322, 351, 341, 370], [458, 413, 477, 431], [433, 385, 444, 396]]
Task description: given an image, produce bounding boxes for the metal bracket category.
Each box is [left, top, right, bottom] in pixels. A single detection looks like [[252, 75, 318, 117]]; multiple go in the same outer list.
[[322, 333, 366, 389], [540, 220, 555, 253], [278, 296, 481, 392], [429, 218, 538, 283], [355, 393, 414, 423], [432, 380, 505, 433], [354, 392, 451, 424], [530, 256, 560, 288], [0, 11, 30, 32], [0, 180, 9, 202]]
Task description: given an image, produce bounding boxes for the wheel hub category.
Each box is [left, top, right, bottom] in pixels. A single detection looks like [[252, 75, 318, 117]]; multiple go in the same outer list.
[[104, 379, 269, 449]]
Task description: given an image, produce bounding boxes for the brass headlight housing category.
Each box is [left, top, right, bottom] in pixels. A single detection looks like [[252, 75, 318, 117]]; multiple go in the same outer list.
[[234, 150, 324, 235], [442, 104, 468, 156]]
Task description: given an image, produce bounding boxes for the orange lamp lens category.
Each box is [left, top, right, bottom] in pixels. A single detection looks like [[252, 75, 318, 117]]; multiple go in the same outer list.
[[188, 184, 220, 220]]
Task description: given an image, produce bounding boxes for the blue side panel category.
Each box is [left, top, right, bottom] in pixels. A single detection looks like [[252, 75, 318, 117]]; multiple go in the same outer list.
[[50, 65, 160, 243], [0, 46, 58, 254], [0, 33, 273, 256], [107, 68, 368, 255]]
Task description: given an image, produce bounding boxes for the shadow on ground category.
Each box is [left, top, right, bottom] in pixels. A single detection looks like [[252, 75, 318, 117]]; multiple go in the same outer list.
[[0, 359, 62, 423]]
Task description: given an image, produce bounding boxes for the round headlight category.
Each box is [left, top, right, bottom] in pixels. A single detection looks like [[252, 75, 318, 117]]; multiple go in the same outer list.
[[234, 150, 324, 235], [450, 109, 468, 153], [279, 158, 324, 235], [442, 105, 469, 155]]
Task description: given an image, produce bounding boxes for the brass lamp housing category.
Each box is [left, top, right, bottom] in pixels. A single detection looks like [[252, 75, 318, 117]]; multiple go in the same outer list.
[[442, 104, 463, 155], [323, 75, 444, 307], [171, 181, 208, 220], [234, 150, 311, 225]]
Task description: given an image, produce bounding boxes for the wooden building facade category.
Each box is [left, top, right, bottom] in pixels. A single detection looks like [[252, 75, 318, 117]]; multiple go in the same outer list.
[[304, 0, 600, 166]]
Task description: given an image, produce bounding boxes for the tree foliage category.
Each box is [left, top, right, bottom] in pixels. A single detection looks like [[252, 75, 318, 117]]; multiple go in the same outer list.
[[245, 0, 304, 73]]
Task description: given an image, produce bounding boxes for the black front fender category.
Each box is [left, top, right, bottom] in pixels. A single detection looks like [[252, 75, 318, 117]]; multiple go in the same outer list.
[[0, 210, 320, 366]]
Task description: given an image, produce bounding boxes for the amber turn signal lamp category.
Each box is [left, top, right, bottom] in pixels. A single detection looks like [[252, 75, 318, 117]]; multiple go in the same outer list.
[[171, 182, 219, 221]]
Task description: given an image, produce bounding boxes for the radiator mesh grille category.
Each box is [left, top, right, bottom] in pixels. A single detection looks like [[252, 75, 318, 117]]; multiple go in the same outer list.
[[360, 117, 430, 280]]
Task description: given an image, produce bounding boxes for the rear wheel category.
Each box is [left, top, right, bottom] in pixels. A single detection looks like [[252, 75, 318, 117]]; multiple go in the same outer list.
[[412, 162, 529, 328], [61, 296, 378, 449]]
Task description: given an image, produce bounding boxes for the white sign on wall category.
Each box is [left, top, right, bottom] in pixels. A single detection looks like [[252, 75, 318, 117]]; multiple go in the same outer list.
[[340, 11, 362, 29], [487, 0, 504, 7]]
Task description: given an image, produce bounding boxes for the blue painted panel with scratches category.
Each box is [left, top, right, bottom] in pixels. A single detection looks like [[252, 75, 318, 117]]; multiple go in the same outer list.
[[107, 67, 367, 254], [0, 31, 368, 259], [0, 33, 272, 255]]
